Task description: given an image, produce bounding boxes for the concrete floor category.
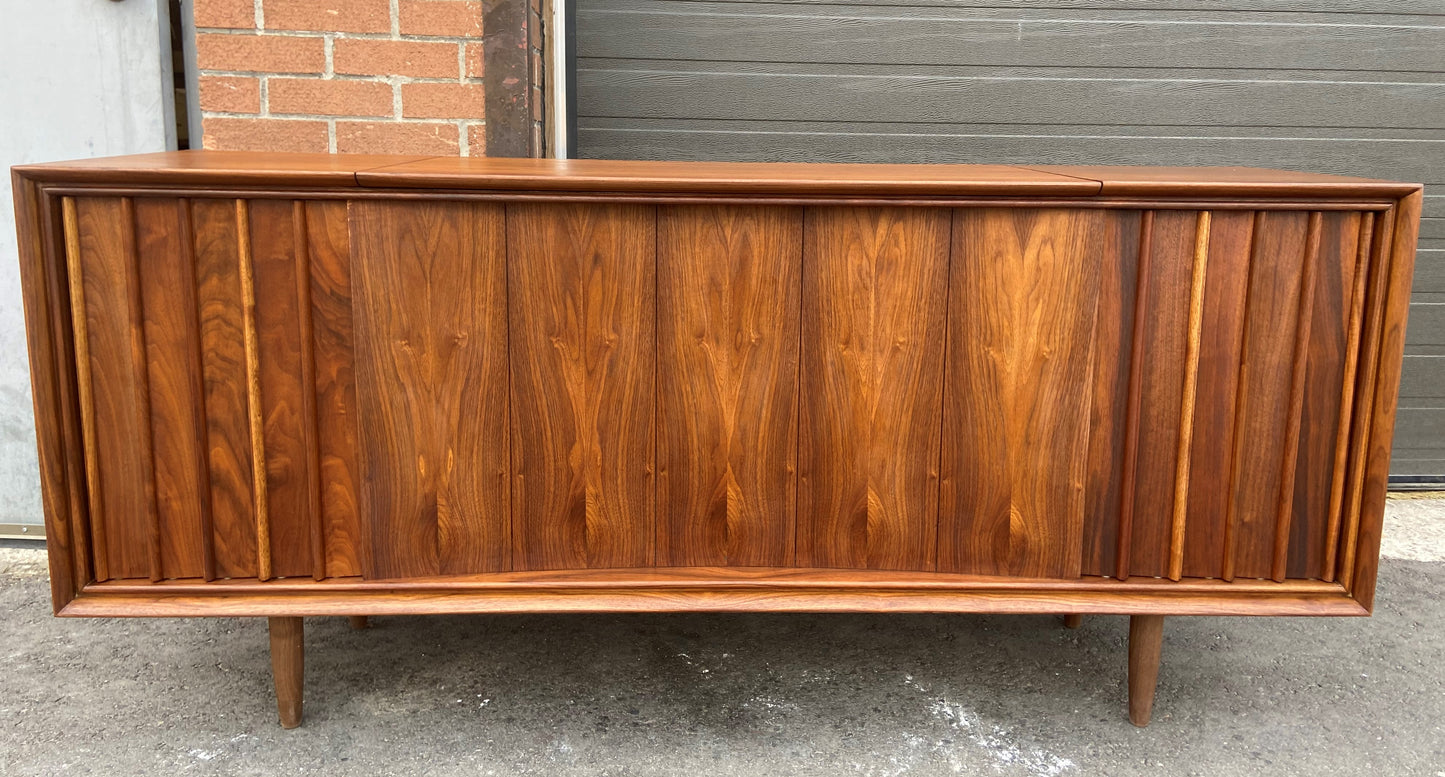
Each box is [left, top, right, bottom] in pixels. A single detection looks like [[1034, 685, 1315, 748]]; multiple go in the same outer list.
[[2, 500, 1443, 777]]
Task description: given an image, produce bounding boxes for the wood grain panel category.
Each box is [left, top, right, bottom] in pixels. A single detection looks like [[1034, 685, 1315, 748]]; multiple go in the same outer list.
[[656, 206, 801, 567], [1287, 212, 1361, 579], [353, 201, 511, 579], [189, 198, 257, 579], [1081, 211, 1140, 577], [940, 209, 1103, 577], [1181, 211, 1254, 579], [798, 206, 948, 571], [508, 203, 655, 570], [70, 198, 153, 580], [1226, 211, 1311, 580], [1125, 211, 1197, 579], [134, 198, 210, 580], [306, 200, 362, 579], [247, 200, 315, 578]]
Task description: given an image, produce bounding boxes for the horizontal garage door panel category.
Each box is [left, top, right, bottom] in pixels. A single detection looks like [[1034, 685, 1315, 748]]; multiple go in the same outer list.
[[578, 68, 1443, 130], [580, 3, 1444, 73]]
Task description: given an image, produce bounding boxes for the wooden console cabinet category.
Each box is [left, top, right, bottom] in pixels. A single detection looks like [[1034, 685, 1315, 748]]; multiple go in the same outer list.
[[12, 153, 1421, 728]]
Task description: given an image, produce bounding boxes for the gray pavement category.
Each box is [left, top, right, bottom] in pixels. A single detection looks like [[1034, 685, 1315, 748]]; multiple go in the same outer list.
[[2, 499, 1443, 777]]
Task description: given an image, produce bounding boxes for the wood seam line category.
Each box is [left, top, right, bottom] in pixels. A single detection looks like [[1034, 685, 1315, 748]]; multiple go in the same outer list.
[[503, 204, 520, 573], [1222, 211, 1264, 582], [1272, 212, 1324, 582], [236, 199, 271, 582], [1322, 213, 1374, 582], [1115, 210, 1154, 581], [1340, 206, 1394, 590], [121, 198, 164, 583], [935, 207, 955, 575], [795, 206, 808, 569], [178, 200, 218, 582], [653, 203, 660, 569], [40, 190, 93, 591], [1167, 211, 1211, 581], [62, 196, 109, 583], [499, 203, 515, 574], [292, 202, 326, 581]]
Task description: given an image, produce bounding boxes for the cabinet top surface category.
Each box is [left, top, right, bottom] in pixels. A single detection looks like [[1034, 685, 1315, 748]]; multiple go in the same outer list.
[[13, 150, 1421, 198]]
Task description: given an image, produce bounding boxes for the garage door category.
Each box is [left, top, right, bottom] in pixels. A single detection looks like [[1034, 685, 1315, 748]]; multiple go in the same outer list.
[[573, 0, 1445, 484]]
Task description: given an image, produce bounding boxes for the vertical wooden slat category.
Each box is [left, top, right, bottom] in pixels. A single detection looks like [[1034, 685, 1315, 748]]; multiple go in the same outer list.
[[939, 208, 1103, 578], [1287, 212, 1362, 579], [798, 206, 949, 571], [1339, 208, 1394, 589], [1348, 192, 1422, 610], [236, 200, 271, 582], [1182, 211, 1253, 579], [117, 198, 163, 583], [1226, 211, 1311, 580], [1115, 211, 1153, 581], [656, 205, 801, 567], [71, 198, 155, 579], [1322, 213, 1374, 582], [1167, 211, 1211, 581], [134, 198, 211, 580], [190, 199, 257, 578], [354, 201, 512, 578], [1271, 212, 1323, 582], [247, 200, 316, 578], [1081, 211, 1141, 577], [18, 178, 87, 604], [508, 202, 654, 571], [62, 197, 107, 582], [1125, 211, 1196, 579], [292, 203, 326, 581], [306, 201, 362, 579]]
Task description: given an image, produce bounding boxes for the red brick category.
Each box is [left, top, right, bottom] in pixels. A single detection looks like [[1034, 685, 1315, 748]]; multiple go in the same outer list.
[[197, 33, 326, 73], [194, 0, 255, 29], [336, 121, 460, 155], [334, 39, 459, 78], [465, 42, 484, 79], [401, 82, 484, 119], [201, 118, 329, 152], [399, 1, 483, 36], [263, 0, 391, 33], [466, 122, 486, 157], [198, 75, 261, 113], [270, 78, 394, 117]]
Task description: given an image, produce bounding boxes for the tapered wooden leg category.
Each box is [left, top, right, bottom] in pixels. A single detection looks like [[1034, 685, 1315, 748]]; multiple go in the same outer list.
[[269, 617, 304, 729], [1128, 614, 1165, 727], [1063, 614, 1084, 629], [348, 616, 369, 630]]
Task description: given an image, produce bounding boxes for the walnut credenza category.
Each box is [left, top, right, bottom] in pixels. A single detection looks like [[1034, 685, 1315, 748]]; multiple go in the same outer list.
[[12, 153, 1421, 728]]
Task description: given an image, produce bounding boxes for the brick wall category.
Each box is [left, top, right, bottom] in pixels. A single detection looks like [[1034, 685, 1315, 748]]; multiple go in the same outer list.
[[193, 0, 537, 156]]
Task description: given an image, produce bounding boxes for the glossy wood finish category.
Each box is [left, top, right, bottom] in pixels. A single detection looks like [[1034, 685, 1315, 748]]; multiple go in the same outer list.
[[798, 206, 949, 570], [656, 206, 800, 567], [11, 153, 1423, 727]]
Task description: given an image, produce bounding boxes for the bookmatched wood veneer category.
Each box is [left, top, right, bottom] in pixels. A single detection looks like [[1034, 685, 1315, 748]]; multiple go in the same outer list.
[[12, 153, 1421, 728]]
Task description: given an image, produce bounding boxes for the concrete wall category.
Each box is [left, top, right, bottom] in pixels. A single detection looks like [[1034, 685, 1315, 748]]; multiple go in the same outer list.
[[0, 1, 172, 530]]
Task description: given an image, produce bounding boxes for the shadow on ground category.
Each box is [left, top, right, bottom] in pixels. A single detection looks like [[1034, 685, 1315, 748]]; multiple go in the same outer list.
[[2, 557, 1442, 776]]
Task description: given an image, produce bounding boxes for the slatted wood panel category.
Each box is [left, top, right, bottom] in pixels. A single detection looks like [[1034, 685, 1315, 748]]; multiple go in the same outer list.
[[575, 0, 1444, 479], [656, 206, 801, 567], [133, 199, 210, 581], [306, 201, 363, 579], [508, 203, 656, 570], [798, 207, 949, 571], [939, 209, 1103, 578], [352, 201, 512, 579], [190, 199, 259, 579], [67, 197, 154, 581]]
